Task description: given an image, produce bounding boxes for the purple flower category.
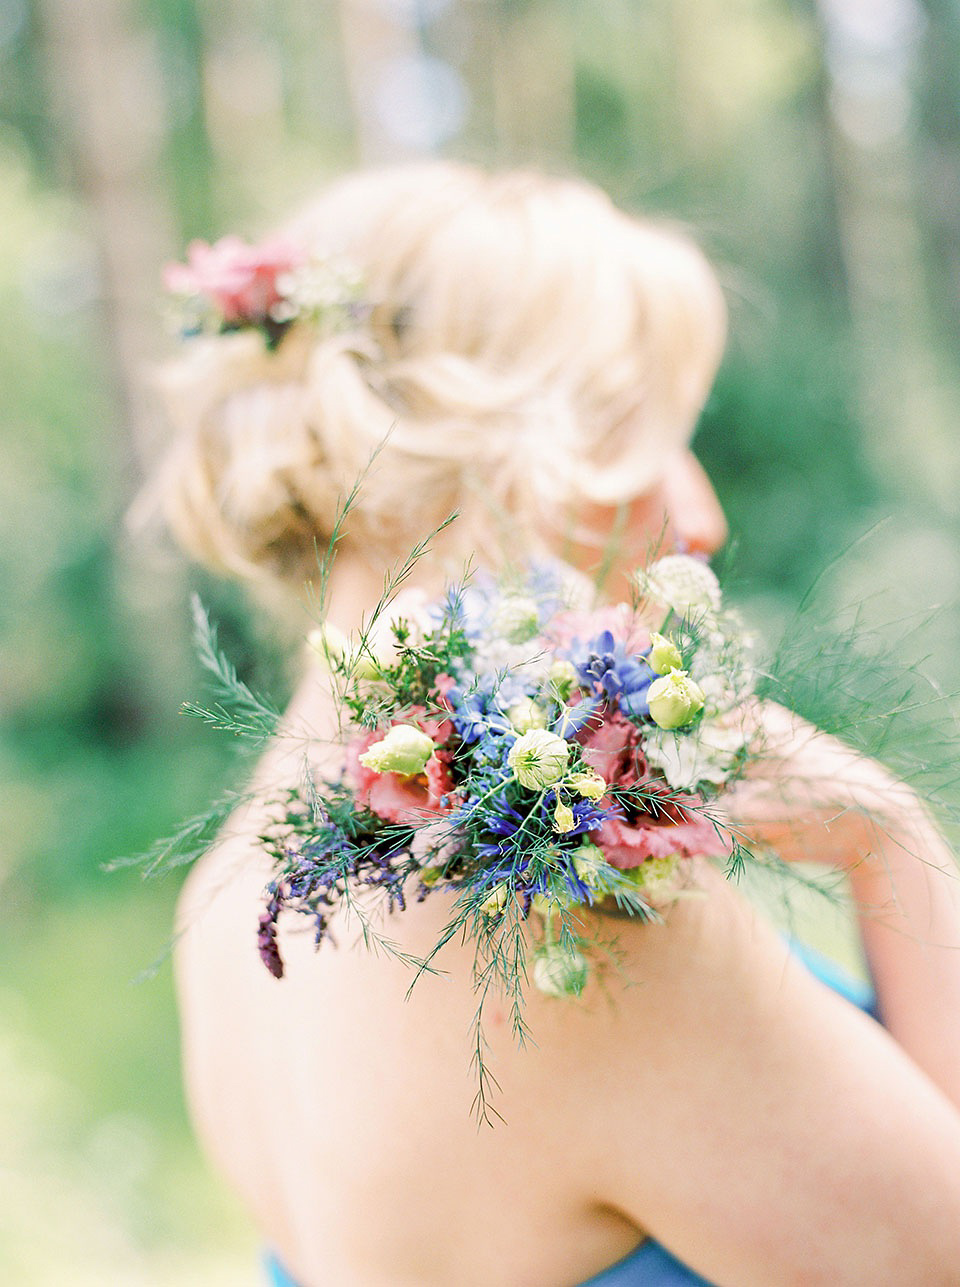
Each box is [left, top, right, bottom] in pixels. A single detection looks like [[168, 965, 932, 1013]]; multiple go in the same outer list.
[[257, 889, 285, 979]]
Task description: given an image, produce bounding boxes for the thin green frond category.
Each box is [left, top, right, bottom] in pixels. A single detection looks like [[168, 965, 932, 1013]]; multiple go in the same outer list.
[[105, 788, 253, 878], [189, 595, 281, 744], [305, 435, 393, 623]]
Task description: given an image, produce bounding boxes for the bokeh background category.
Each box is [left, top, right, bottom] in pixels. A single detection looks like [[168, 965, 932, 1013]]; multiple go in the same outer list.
[[2, 1, 959, 1281]]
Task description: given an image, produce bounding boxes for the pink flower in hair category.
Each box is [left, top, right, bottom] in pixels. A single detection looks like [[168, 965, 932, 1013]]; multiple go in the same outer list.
[[163, 235, 305, 326]]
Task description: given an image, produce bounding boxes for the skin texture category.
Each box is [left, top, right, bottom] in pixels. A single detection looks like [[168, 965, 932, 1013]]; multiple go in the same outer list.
[[175, 462, 960, 1285]]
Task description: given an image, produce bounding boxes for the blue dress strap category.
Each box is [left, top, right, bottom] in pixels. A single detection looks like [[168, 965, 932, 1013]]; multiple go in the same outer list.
[[579, 1239, 712, 1286], [263, 1252, 298, 1287], [785, 938, 877, 1017], [263, 1243, 711, 1287]]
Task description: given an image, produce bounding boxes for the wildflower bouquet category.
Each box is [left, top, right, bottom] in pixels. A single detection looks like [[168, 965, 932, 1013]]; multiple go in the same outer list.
[[255, 554, 756, 1016]]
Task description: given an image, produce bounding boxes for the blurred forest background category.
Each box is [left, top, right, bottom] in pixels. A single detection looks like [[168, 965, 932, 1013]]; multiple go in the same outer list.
[[2, 0, 960, 1282]]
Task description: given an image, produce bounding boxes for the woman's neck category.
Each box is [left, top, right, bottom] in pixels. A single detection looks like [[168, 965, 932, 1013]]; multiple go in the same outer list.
[[317, 545, 451, 633]]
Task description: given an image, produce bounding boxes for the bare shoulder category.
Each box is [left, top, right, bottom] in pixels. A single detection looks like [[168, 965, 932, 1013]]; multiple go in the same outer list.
[[530, 864, 960, 1284]]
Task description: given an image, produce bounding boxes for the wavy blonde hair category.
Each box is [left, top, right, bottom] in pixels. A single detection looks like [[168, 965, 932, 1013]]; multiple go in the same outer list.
[[141, 162, 726, 590]]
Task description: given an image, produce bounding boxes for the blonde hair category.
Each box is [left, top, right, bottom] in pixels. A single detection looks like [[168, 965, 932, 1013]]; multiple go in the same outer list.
[[142, 162, 726, 589]]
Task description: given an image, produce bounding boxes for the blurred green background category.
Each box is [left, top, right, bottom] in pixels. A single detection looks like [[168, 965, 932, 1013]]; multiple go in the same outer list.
[[2, 0, 959, 1281]]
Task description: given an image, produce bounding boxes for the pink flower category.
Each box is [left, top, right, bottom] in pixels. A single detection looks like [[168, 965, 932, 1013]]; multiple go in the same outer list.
[[577, 709, 647, 788], [407, 703, 454, 748], [433, 673, 457, 701], [347, 710, 456, 825], [577, 706, 725, 870], [595, 810, 721, 869], [547, 605, 650, 654], [163, 235, 305, 325]]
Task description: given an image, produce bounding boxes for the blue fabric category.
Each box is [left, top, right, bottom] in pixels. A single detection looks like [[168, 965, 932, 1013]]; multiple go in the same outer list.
[[264, 946, 876, 1287], [578, 1239, 712, 1286], [264, 1255, 297, 1287], [784, 938, 877, 1016], [263, 1241, 710, 1287]]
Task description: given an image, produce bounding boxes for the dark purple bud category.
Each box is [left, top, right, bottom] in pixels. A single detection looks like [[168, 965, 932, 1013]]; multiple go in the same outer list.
[[257, 895, 285, 979]]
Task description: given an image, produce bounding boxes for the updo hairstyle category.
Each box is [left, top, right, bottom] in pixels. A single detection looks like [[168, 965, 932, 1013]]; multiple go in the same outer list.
[[145, 163, 726, 592]]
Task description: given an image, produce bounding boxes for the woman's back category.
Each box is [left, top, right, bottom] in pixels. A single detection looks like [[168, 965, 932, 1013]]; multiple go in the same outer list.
[[175, 673, 658, 1285], [178, 840, 651, 1286], [175, 676, 960, 1287]]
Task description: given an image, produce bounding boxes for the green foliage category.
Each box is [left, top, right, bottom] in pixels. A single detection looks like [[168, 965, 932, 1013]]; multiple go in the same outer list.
[[182, 595, 282, 742], [696, 313, 878, 593]]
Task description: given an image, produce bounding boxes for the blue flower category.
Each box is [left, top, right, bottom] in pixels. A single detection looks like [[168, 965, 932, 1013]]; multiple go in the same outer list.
[[437, 564, 568, 645], [552, 695, 601, 739], [473, 794, 528, 860], [445, 685, 517, 746], [436, 581, 489, 640], [572, 630, 654, 717]]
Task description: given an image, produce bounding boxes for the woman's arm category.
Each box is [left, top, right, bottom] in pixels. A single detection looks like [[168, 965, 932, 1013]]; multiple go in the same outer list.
[[726, 701, 960, 1109], [549, 864, 960, 1286], [841, 799, 960, 1107]]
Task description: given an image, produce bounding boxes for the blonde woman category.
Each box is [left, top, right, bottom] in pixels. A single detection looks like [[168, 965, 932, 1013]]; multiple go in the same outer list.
[[152, 164, 960, 1285]]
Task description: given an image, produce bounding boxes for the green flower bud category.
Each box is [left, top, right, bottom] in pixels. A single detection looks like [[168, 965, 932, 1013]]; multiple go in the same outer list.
[[307, 623, 349, 667], [507, 729, 570, 790], [648, 631, 684, 676], [507, 696, 548, 733], [480, 883, 509, 917], [635, 853, 680, 898], [553, 800, 576, 833], [492, 594, 540, 644], [308, 625, 383, 678], [548, 659, 579, 700], [571, 841, 605, 887], [533, 944, 589, 997], [359, 724, 435, 776], [531, 892, 568, 917], [350, 650, 383, 681], [568, 769, 607, 801], [647, 669, 706, 730]]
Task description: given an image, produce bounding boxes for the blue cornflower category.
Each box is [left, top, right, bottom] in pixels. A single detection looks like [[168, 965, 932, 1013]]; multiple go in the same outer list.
[[527, 861, 597, 908], [473, 724, 517, 770], [435, 581, 489, 640], [473, 794, 528, 860], [552, 695, 602, 739], [572, 630, 654, 717], [445, 685, 516, 746], [523, 561, 574, 620]]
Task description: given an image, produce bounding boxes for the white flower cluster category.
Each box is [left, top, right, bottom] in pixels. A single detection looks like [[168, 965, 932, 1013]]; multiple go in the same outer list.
[[635, 554, 722, 618], [637, 555, 754, 790], [645, 715, 749, 790], [271, 254, 367, 329]]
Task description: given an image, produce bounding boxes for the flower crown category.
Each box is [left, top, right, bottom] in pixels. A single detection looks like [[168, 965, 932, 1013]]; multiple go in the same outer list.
[[163, 235, 369, 351]]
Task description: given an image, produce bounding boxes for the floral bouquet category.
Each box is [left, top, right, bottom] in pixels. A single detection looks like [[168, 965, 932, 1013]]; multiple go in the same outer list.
[[253, 554, 756, 1021]]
